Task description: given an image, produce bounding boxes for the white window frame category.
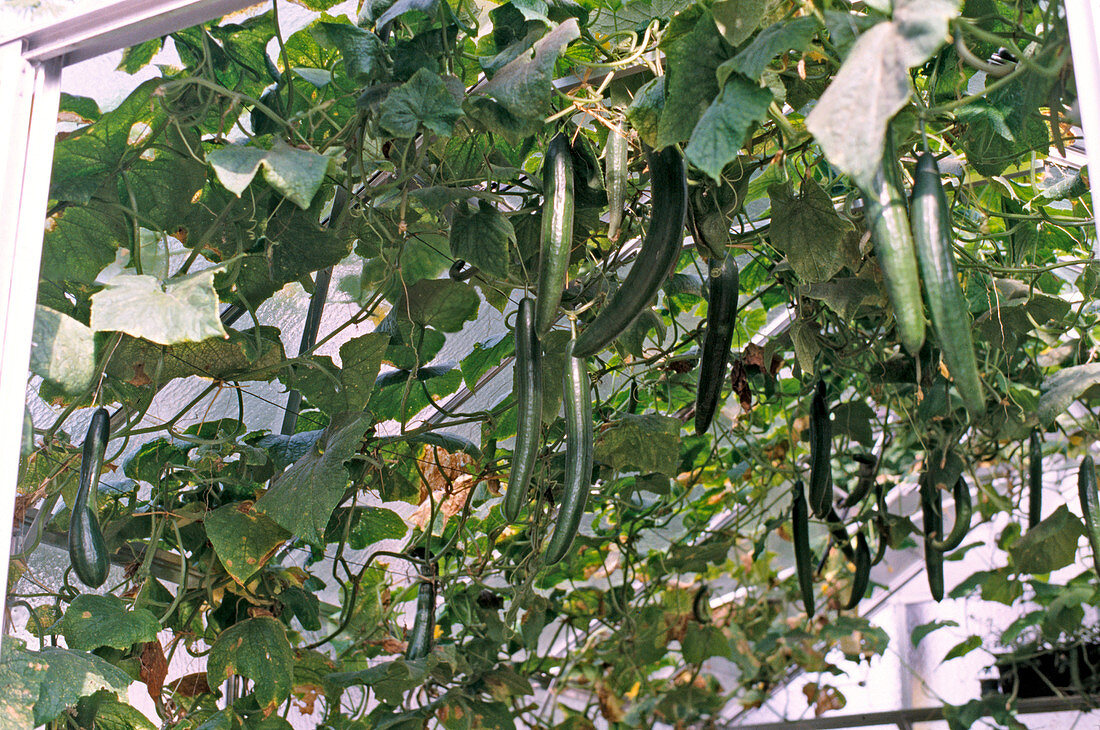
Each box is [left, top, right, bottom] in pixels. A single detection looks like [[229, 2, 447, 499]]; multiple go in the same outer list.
[[1, 0, 1099, 622]]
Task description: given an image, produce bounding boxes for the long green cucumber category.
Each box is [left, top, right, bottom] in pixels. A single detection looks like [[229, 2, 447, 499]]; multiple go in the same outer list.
[[862, 146, 926, 355], [930, 476, 972, 552], [605, 122, 628, 242], [69, 407, 110, 588], [911, 152, 984, 417], [694, 254, 739, 434], [1077, 455, 1100, 581], [920, 475, 945, 601], [1028, 429, 1042, 529], [843, 530, 871, 610], [535, 133, 575, 337], [543, 340, 593, 564], [808, 381, 833, 518], [504, 297, 543, 523], [405, 579, 436, 660], [791, 480, 815, 617], [572, 145, 687, 357]]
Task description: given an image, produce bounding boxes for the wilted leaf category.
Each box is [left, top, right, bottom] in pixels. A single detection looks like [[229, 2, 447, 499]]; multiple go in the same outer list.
[[595, 414, 682, 475], [205, 501, 290, 584], [208, 617, 294, 711]]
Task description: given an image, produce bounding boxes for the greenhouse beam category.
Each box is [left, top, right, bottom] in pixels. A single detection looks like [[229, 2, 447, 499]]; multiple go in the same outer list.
[[725, 693, 1099, 730], [1064, 0, 1100, 255]]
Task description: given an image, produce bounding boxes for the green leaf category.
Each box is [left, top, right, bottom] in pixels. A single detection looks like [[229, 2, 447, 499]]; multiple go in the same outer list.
[[283, 332, 389, 418], [118, 38, 163, 74], [466, 19, 580, 140], [256, 414, 374, 544], [348, 507, 409, 549], [79, 693, 157, 730], [656, 7, 727, 148], [59, 93, 101, 123], [460, 333, 515, 390], [1, 643, 133, 726], [595, 414, 682, 475], [681, 624, 727, 664], [42, 202, 128, 285], [768, 177, 854, 283], [375, 0, 440, 29], [30, 306, 96, 395], [207, 617, 295, 711], [59, 595, 159, 652], [801, 278, 885, 322], [279, 586, 321, 632], [207, 141, 332, 209], [89, 268, 227, 345], [1037, 364, 1100, 425], [380, 68, 464, 138], [205, 502, 291, 584], [105, 326, 285, 386], [1009, 505, 1085, 574], [311, 21, 386, 82], [805, 0, 959, 188], [449, 200, 516, 278], [684, 75, 772, 182], [721, 17, 818, 82], [942, 635, 982, 662], [396, 279, 480, 332], [625, 76, 665, 148], [830, 400, 876, 448], [711, 0, 765, 46], [910, 619, 958, 646]]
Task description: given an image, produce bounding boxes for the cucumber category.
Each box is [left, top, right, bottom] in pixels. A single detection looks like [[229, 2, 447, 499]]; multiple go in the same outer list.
[[861, 143, 926, 355], [694, 254, 739, 434], [692, 584, 711, 623], [69, 407, 110, 588], [605, 122, 629, 242], [791, 480, 815, 617], [405, 579, 436, 660], [808, 381, 833, 518], [504, 297, 543, 523], [843, 530, 871, 610], [911, 152, 984, 417], [930, 476, 972, 552], [1028, 429, 1042, 529], [1077, 455, 1100, 581], [543, 340, 593, 564], [840, 452, 879, 509], [535, 133, 575, 337], [572, 145, 687, 357], [920, 475, 945, 602]]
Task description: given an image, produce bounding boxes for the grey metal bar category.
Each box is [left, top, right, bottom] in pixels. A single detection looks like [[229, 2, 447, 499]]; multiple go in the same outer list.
[[726, 694, 1099, 730]]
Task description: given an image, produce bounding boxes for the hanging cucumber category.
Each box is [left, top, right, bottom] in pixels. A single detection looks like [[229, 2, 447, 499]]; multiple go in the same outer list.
[[911, 152, 984, 417], [692, 584, 712, 624], [808, 381, 833, 518], [535, 132, 575, 337], [694, 254, 739, 434], [405, 578, 436, 660], [920, 475, 945, 602], [930, 476, 972, 552], [605, 122, 629, 242], [791, 480, 815, 617], [840, 453, 878, 509], [1078, 455, 1100, 581], [861, 140, 925, 355], [69, 407, 110, 588], [572, 145, 688, 357], [543, 340, 593, 564], [843, 530, 871, 610], [1028, 429, 1042, 529], [504, 297, 543, 523]]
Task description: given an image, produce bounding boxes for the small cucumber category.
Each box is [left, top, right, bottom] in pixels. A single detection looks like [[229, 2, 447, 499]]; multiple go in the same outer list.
[[920, 475, 945, 602], [605, 122, 629, 242], [69, 407, 111, 588], [694, 254, 739, 434], [791, 480, 815, 617], [843, 530, 871, 610], [1028, 429, 1042, 529], [930, 476, 972, 552], [504, 297, 543, 523], [405, 579, 436, 660], [808, 381, 833, 518]]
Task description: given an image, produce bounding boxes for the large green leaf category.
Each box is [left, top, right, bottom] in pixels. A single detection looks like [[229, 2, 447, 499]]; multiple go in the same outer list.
[[805, 0, 959, 188], [595, 414, 682, 475], [1037, 363, 1100, 425], [656, 7, 728, 148], [720, 17, 818, 82], [1009, 505, 1085, 574], [711, 0, 765, 46], [89, 268, 227, 345], [768, 177, 854, 283], [395, 279, 480, 333], [207, 141, 332, 209], [207, 617, 294, 711], [449, 200, 516, 279], [0, 643, 133, 726], [379, 68, 464, 138], [684, 75, 772, 182], [206, 502, 291, 584], [348, 506, 410, 549], [30, 306, 96, 395], [281, 332, 389, 418], [256, 414, 373, 544], [59, 594, 159, 652], [105, 325, 285, 386], [311, 21, 386, 82], [41, 202, 128, 285]]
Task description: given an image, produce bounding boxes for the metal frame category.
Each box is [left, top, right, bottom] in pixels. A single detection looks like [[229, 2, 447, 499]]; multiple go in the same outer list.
[[1065, 0, 1100, 256]]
